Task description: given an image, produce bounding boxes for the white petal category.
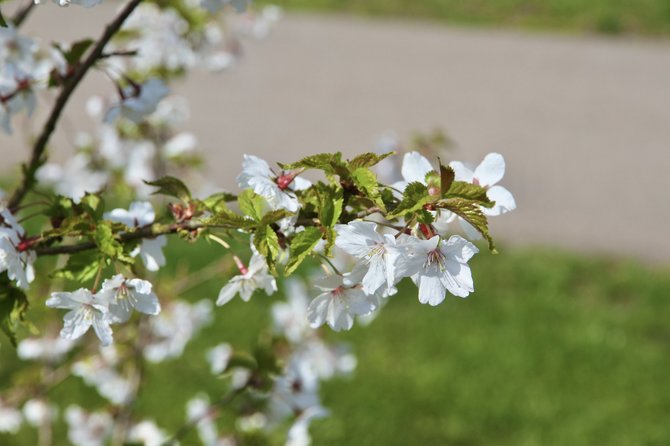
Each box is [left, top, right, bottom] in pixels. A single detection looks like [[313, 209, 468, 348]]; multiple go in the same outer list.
[[448, 161, 474, 182], [92, 315, 114, 346], [290, 176, 312, 191], [361, 257, 385, 295], [459, 218, 483, 240], [443, 235, 479, 263], [484, 185, 516, 216], [216, 280, 241, 306], [416, 275, 446, 306], [139, 237, 166, 271], [401, 152, 433, 184], [60, 309, 92, 341], [307, 293, 330, 328], [133, 291, 161, 316], [473, 153, 505, 187]]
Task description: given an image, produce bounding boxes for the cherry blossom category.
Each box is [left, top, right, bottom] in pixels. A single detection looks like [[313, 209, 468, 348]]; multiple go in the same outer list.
[[216, 252, 277, 305], [98, 274, 161, 323], [104, 78, 169, 124], [46, 288, 114, 346], [237, 154, 311, 212]]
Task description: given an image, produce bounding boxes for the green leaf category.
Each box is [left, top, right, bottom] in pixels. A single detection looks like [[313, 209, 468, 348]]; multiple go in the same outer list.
[[238, 190, 266, 222], [260, 209, 294, 227], [201, 207, 257, 230], [388, 182, 431, 219], [0, 9, 7, 28], [348, 151, 394, 170], [64, 39, 94, 65], [52, 252, 103, 282], [445, 181, 493, 207], [317, 185, 343, 229], [0, 281, 29, 347], [279, 152, 348, 177], [351, 167, 386, 212], [442, 198, 497, 253], [144, 176, 192, 202], [253, 225, 280, 274], [93, 221, 123, 258], [439, 163, 455, 195], [80, 193, 105, 220], [284, 227, 323, 276], [200, 192, 237, 213]]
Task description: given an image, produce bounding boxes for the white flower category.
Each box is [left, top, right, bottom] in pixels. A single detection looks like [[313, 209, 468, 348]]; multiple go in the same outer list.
[[17, 335, 76, 362], [143, 300, 212, 362], [392, 151, 434, 193], [46, 288, 114, 346], [105, 78, 169, 123], [272, 279, 312, 343], [216, 253, 277, 305], [286, 406, 329, 446], [206, 343, 232, 374], [127, 420, 168, 446], [36, 153, 108, 204], [408, 235, 478, 306], [22, 399, 57, 427], [306, 273, 378, 332], [97, 274, 161, 323], [334, 221, 415, 295], [65, 406, 112, 446], [0, 400, 22, 433], [186, 395, 222, 446], [0, 208, 35, 289], [236, 154, 311, 212], [104, 202, 167, 271], [450, 152, 516, 216]]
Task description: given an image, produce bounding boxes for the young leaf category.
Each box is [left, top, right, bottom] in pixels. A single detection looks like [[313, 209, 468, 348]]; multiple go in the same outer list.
[[93, 221, 123, 258], [348, 151, 394, 170], [387, 182, 431, 218], [64, 39, 94, 65], [351, 167, 386, 212], [284, 227, 323, 276], [0, 281, 29, 347], [238, 189, 266, 222], [144, 176, 192, 202], [439, 162, 455, 195], [443, 198, 497, 253], [279, 152, 348, 177], [0, 9, 7, 28], [444, 181, 493, 207], [254, 225, 280, 274], [317, 185, 343, 229]]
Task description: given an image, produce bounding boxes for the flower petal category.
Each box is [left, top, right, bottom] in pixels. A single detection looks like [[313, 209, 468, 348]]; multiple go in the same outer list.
[[473, 153, 505, 187], [401, 152, 433, 184]]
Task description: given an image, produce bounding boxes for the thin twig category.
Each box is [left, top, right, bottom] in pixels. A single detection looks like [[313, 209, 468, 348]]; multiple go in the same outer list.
[[7, 0, 144, 212], [11, 0, 35, 28]]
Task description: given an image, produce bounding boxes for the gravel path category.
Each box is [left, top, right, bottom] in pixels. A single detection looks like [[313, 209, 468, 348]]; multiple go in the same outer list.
[[4, 6, 670, 263]]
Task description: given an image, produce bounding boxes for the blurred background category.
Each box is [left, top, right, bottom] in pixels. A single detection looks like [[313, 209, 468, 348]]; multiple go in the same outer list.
[[2, 0, 670, 444]]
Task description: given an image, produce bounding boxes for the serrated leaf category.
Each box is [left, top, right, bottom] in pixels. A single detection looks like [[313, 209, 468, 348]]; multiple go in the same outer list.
[[279, 152, 348, 177], [351, 167, 386, 212], [445, 181, 493, 207], [0, 281, 29, 347], [439, 163, 455, 195], [387, 182, 431, 219], [52, 252, 102, 282], [260, 209, 293, 227], [442, 198, 497, 252], [284, 227, 322, 276], [200, 192, 237, 213], [254, 225, 280, 274], [144, 176, 191, 202], [201, 208, 257, 230], [348, 151, 394, 170], [317, 186, 343, 228], [238, 190, 266, 222]]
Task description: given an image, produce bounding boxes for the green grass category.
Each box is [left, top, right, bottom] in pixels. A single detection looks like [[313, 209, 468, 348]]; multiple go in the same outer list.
[[2, 242, 670, 445], [258, 0, 670, 36]]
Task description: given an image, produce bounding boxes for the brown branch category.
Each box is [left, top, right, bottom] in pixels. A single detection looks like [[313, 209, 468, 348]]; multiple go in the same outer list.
[[11, 0, 35, 28], [7, 0, 144, 212]]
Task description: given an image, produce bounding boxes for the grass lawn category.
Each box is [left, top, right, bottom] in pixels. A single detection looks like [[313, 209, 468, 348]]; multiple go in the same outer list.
[[258, 0, 670, 36], [2, 242, 670, 444]]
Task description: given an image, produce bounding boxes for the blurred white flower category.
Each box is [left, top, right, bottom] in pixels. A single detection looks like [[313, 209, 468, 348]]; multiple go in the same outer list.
[[0, 207, 35, 289], [65, 406, 112, 446], [36, 153, 108, 204], [105, 78, 169, 123], [22, 399, 57, 427], [127, 420, 168, 446], [0, 400, 22, 433], [17, 334, 76, 362], [206, 343, 233, 374]]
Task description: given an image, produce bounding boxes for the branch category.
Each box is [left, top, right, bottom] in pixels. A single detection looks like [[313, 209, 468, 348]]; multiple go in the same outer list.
[[7, 0, 144, 212], [34, 222, 202, 256], [11, 0, 35, 28]]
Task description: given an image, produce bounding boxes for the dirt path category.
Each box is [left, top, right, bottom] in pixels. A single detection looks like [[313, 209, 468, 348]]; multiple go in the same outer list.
[[4, 6, 670, 263]]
